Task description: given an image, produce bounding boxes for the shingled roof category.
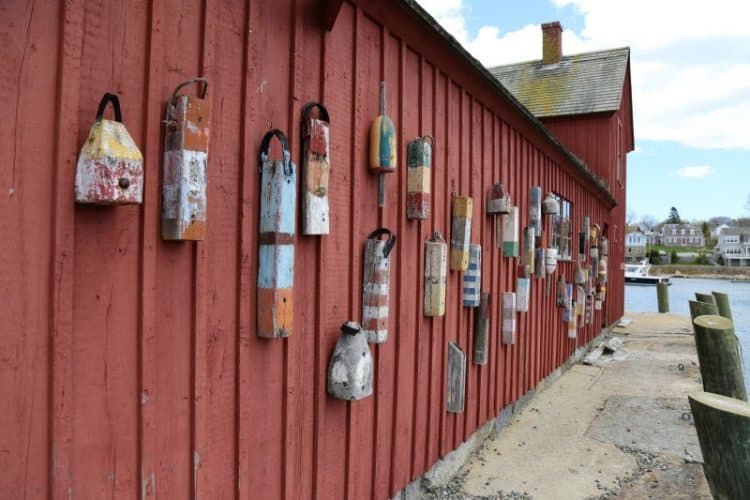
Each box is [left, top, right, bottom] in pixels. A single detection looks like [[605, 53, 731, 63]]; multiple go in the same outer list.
[[488, 47, 630, 118]]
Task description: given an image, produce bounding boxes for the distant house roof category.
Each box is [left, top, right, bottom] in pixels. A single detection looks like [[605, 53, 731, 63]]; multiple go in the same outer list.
[[720, 227, 750, 236], [488, 47, 630, 118]]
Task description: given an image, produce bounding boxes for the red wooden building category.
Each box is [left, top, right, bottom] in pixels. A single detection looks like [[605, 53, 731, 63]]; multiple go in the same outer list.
[[1, 1, 631, 499]]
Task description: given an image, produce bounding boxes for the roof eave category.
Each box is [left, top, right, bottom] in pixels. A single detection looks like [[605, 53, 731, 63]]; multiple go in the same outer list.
[[395, 0, 617, 207]]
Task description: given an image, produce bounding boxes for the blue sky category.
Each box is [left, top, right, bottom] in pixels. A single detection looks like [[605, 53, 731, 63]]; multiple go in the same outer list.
[[417, 0, 750, 223]]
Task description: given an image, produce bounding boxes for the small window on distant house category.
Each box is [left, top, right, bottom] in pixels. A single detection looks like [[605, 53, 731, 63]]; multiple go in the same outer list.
[[681, 229, 685, 236], [551, 194, 572, 260], [672, 229, 677, 236], [690, 229, 695, 236]]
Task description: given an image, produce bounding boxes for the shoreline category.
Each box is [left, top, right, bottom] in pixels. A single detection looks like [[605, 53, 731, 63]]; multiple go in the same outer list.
[[648, 265, 750, 281]]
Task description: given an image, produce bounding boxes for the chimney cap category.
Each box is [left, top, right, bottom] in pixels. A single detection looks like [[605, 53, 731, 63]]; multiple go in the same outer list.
[[541, 21, 562, 30]]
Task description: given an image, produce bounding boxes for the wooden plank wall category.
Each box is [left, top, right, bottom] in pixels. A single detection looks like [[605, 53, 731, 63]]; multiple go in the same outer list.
[[0, 0, 621, 498]]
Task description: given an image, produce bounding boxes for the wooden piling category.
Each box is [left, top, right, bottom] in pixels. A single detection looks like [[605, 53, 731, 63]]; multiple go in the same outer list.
[[692, 315, 747, 401], [656, 282, 669, 313], [695, 292, 717, 306], [688, 391, 750, 499], [688, 300, 718, 322], [712, 292, 733, 321]]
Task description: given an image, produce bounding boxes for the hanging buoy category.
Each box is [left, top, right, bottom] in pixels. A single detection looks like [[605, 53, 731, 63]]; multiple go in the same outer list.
[[546, 248, 558, 275], [162, 78, 210, 240], [301, 102, 331, 235], [450, 195, 473, 271], [502, 206, 520, 257], [578, 231, 587, 263], [473, 292, 490, 365], [257, 130, 296, 338], [517, 277, 530, 313], [529, 186, 542, 235], [556, 274, 567, 307], [487, 183, 510, 248], [502, 292, 516, 344], [327, 321, 373, 400], [601, 236, 609, 257], [424, 231, 447, 317], [75, 93, 144, 204], [576, 285, 585, 322], [463, 244, 481, 307], [542, 192, 560, 215], [447, 342, 466, 413], [369, 82, 396, 207], [362, 228, 397, 343], [599, 257, 608, 283], [522, 227, 536, 277], [582, 216, 591, 240], [406, 136, 433, 220]]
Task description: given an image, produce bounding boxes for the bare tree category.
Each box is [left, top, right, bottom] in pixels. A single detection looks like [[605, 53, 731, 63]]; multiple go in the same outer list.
[[639, 214, 657, 232], [626, 210, 637, 226]]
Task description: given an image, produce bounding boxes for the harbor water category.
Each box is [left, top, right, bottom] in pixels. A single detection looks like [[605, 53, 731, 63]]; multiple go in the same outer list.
[[625, 277, 750, 389]]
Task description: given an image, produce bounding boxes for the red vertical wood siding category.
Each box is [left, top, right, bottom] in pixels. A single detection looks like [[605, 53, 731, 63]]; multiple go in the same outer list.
[[1, 0, 624, 498]]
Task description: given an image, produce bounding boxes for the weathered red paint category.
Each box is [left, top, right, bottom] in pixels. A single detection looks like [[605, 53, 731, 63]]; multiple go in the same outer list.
[[1, 0, 628, 498]]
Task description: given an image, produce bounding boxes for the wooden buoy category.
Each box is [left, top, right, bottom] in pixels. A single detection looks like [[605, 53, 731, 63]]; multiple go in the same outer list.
[[692, 315, 747, 401], [473, 292, 490, 365], [529, 186, 542, 235], [545, 248, 558, 276], [406, 136, 432, 219], [712, 292, 733, 321], [463, 244, 481, 307], [501, 292, 516, 344], [162, 78, 210, 240], [657, 282, 669, 313], [424, 231, 447, 317], [501, 206, 519, 257], [362, 228, 397, 344], [450, 195, 473, 271], [257, 130, 296, 338], [486, 183, 510, 248], [300, 102, 331, 235], [369, 82, 396, 207], [517, 277, 530, 313], [75, 93, 144, 204], [542, 192, 559, 215], [688, 391, 750, 499], [534, 247, 545, 279], [447, 342, 466, 413], [521, 226, 535, 277]]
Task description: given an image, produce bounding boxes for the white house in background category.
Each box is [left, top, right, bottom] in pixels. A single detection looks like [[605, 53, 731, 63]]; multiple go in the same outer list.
[[711, 223, 730, 238], [625, 230, 647, 262], [644, 231, 659, 245], [660, 223, 705, 247], [716, 227, 750, 266]]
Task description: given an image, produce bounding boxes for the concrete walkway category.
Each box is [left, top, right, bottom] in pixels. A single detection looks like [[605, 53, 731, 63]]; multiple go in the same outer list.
[[429, 312, 712, 499]]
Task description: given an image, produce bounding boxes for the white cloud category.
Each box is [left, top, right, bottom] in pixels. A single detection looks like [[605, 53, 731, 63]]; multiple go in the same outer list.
[[416, 0, 750, 150], [673, 165, 714, 178]]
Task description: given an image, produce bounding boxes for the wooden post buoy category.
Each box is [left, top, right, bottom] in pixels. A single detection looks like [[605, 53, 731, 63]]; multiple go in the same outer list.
[[517, 277, 530, 313], [450, 195, 472, 271], [369, 82, 396, 207], [447, 342, 466, 413], [712, 292, 733, 321], [473, 292, 490, 365], [502, 206, 520, 257], [463, 244, 481, 307], [406, 136, 432, 219], [424, 231, 447, 317], [502, 292, 516, 345], [656, 282, 669, 313], [300, 102, 331, 235], [534, 247, 545, 279], [692, 315, 747, 401], [162, 78, 210, 240], [521, 226, 535, 277], [529, 186, 542, 236], [688, 391, 750, 499], [486, 183, 510, 248], [362, 228, 397, 344], [257, 130, 297, 338]]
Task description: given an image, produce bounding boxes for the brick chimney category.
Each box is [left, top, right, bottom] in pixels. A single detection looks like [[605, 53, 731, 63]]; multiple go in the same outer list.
[[541, 21, 562, 65]]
